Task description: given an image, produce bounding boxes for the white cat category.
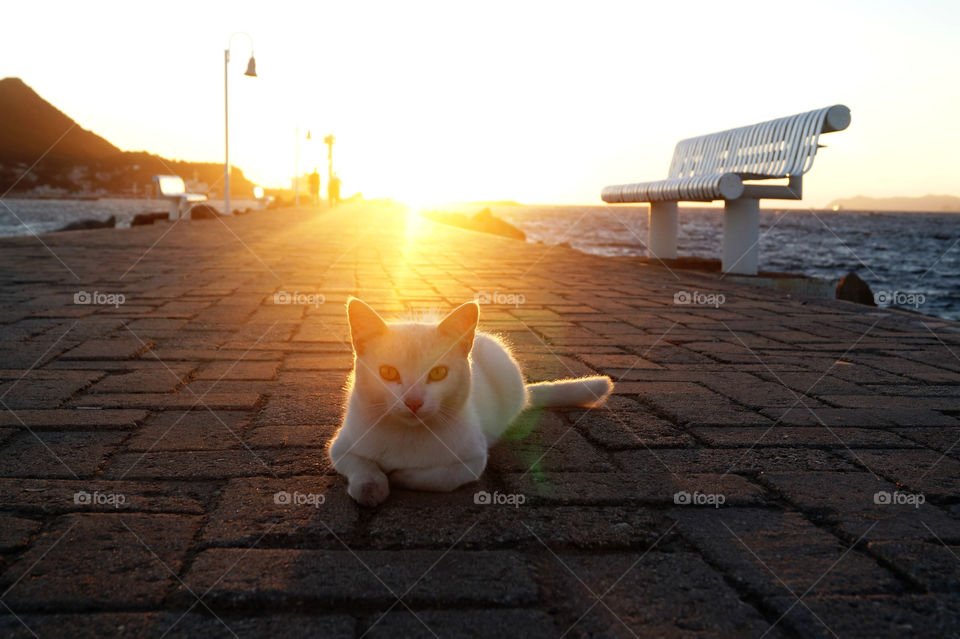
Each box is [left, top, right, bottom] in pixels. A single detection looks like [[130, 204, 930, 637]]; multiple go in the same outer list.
[[328, 298, 614, 506]]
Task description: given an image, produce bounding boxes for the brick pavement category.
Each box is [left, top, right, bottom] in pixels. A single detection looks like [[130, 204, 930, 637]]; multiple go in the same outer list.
[[0, 202, 958, 637]]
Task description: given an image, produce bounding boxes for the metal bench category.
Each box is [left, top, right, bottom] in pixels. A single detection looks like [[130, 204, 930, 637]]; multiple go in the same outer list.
[[601, 105, 851, 275], [152, 175, 208, 220]]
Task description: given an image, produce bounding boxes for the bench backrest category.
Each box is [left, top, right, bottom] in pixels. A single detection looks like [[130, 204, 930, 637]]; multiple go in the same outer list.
[[153, 175, 186, 197], [667, 105, 850, 181]]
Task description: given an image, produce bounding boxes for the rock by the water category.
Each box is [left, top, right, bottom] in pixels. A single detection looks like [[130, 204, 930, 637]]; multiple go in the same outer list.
[[190, 204, 221, 220], [469, 208, 525, 240], [58, 215, 116, 231], [421, 208, 525, 241], [836, 272, 876, 306], [131, 212, 169, 226]]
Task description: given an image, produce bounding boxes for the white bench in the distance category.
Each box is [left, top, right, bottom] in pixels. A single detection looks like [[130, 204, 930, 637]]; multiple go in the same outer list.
[[153, 175, 208, 220], [602, 105, 851, 275]]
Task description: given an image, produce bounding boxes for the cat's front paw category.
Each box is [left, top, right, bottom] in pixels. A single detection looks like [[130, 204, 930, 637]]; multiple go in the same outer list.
[[348, 474, 389, 507]]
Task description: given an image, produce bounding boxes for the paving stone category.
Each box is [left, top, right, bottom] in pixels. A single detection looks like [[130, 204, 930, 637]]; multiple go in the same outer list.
[[0, 514, 42, 551], [125, 410, 251, 451], [88, 364, 194, 393], [613, 448, 859, 474], [0, 613, 356, 639], [202, 476, 359, 545], [542, 552, 777, 638], [845, 449, 960, 500], [195, 361, 280, 380], [676, 508, 902, 598], [503, 470, 766, 506], [363, 609, 557, 639], [103, 448, 322, 480], [181, 548, 537, 609], [61, 339, 152, 360], [70, 392, 261, 410], [689, 426, 919, 448], [759, 471, 960, 542], [0, 513, 200, 610], [0, 478, 211, 514], [0, 408, 147, 430], [766, 594, 960, 638], [0, 431, 125, 478]]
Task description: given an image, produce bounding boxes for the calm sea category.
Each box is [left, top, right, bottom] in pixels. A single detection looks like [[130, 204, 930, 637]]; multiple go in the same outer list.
[[491, 205, 960, 322], [0, 198, 259, 236]]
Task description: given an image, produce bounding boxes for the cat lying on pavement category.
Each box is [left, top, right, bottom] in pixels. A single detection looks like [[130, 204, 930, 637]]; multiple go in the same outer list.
[[329, 298, 613, 506]]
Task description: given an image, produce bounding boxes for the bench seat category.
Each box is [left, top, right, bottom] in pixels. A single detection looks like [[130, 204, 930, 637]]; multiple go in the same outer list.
[[602, 173, 743, 203]]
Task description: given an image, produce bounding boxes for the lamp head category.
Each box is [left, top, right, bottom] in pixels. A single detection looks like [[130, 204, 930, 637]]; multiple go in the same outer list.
[[244, 55, 257, 77]]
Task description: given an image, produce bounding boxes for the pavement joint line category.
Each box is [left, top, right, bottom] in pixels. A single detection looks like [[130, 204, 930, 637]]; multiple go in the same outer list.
[[524, 520, 676, 639], [116, 322, 280, 480], [322, 519, 464, 639], [0, 520, 77, 600], [720, 519, 840, 638], [915, 323, 960, 480], [717, 317, 885, 480], [0, 398, 81, 479], [0, 320, 77, 403], [719, 320, 884, 479], [920, 521, 960, 564], [117, 517, 249, 639], [512, 315, 682, 481], [758, 520, 879, 639], [0, 600, 40, 639]]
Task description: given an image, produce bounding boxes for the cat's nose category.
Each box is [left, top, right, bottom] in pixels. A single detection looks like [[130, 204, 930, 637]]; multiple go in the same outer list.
[[404, 398, 424, 414]]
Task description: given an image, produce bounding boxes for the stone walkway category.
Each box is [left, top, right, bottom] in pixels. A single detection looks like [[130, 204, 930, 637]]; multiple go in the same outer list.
[[0, 202, 958, 638]]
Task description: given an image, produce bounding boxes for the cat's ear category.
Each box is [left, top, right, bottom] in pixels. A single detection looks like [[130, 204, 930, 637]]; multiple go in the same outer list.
[[347, 297, 388, 354], [438, 301, 479, 355]]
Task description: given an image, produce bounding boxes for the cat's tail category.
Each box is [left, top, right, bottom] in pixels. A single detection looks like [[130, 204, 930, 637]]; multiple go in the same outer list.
[[525, 376, 614, 409]]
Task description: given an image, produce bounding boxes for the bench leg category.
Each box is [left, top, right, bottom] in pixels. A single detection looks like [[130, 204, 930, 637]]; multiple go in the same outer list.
[[722, 198, 759, 275], [167, 200, 179, 221], [648, 201, 678, 260]]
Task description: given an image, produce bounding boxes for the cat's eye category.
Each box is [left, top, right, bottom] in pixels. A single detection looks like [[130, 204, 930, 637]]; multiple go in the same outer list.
[[379, 365, 400, 382], [428, 366, 448, 382]]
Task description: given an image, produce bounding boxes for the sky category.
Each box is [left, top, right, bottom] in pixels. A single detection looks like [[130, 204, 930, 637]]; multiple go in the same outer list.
[[2, 0, 959, 206]]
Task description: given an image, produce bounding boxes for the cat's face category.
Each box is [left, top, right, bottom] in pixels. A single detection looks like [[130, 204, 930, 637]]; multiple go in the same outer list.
[[347, 298, 478, 427]]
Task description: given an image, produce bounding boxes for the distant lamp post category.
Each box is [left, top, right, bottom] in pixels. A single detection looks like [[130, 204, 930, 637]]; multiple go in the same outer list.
[[294, 128, 312, 206], [324, 134, 336, 181], [224, 32, 257, 216]]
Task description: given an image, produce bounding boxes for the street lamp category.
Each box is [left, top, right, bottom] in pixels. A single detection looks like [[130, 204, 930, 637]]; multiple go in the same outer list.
[[224, 32, 257, 216]]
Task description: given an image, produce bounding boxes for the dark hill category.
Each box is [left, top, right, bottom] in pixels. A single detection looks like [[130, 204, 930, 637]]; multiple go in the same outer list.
[[0, 77, 254, 198], [0, 77, 120, 164]]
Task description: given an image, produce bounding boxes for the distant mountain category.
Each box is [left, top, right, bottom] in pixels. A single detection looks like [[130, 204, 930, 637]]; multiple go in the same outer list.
[[828, 194, 960, 213], [0, 77, 253, 199]]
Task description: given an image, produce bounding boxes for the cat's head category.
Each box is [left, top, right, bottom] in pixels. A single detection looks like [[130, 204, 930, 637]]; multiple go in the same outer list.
[[346, 297, 478, 427]]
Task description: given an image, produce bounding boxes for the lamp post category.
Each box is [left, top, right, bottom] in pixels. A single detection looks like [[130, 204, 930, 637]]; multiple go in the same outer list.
[[294, 128, 312, 206], [224, 32, 257, 216]]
